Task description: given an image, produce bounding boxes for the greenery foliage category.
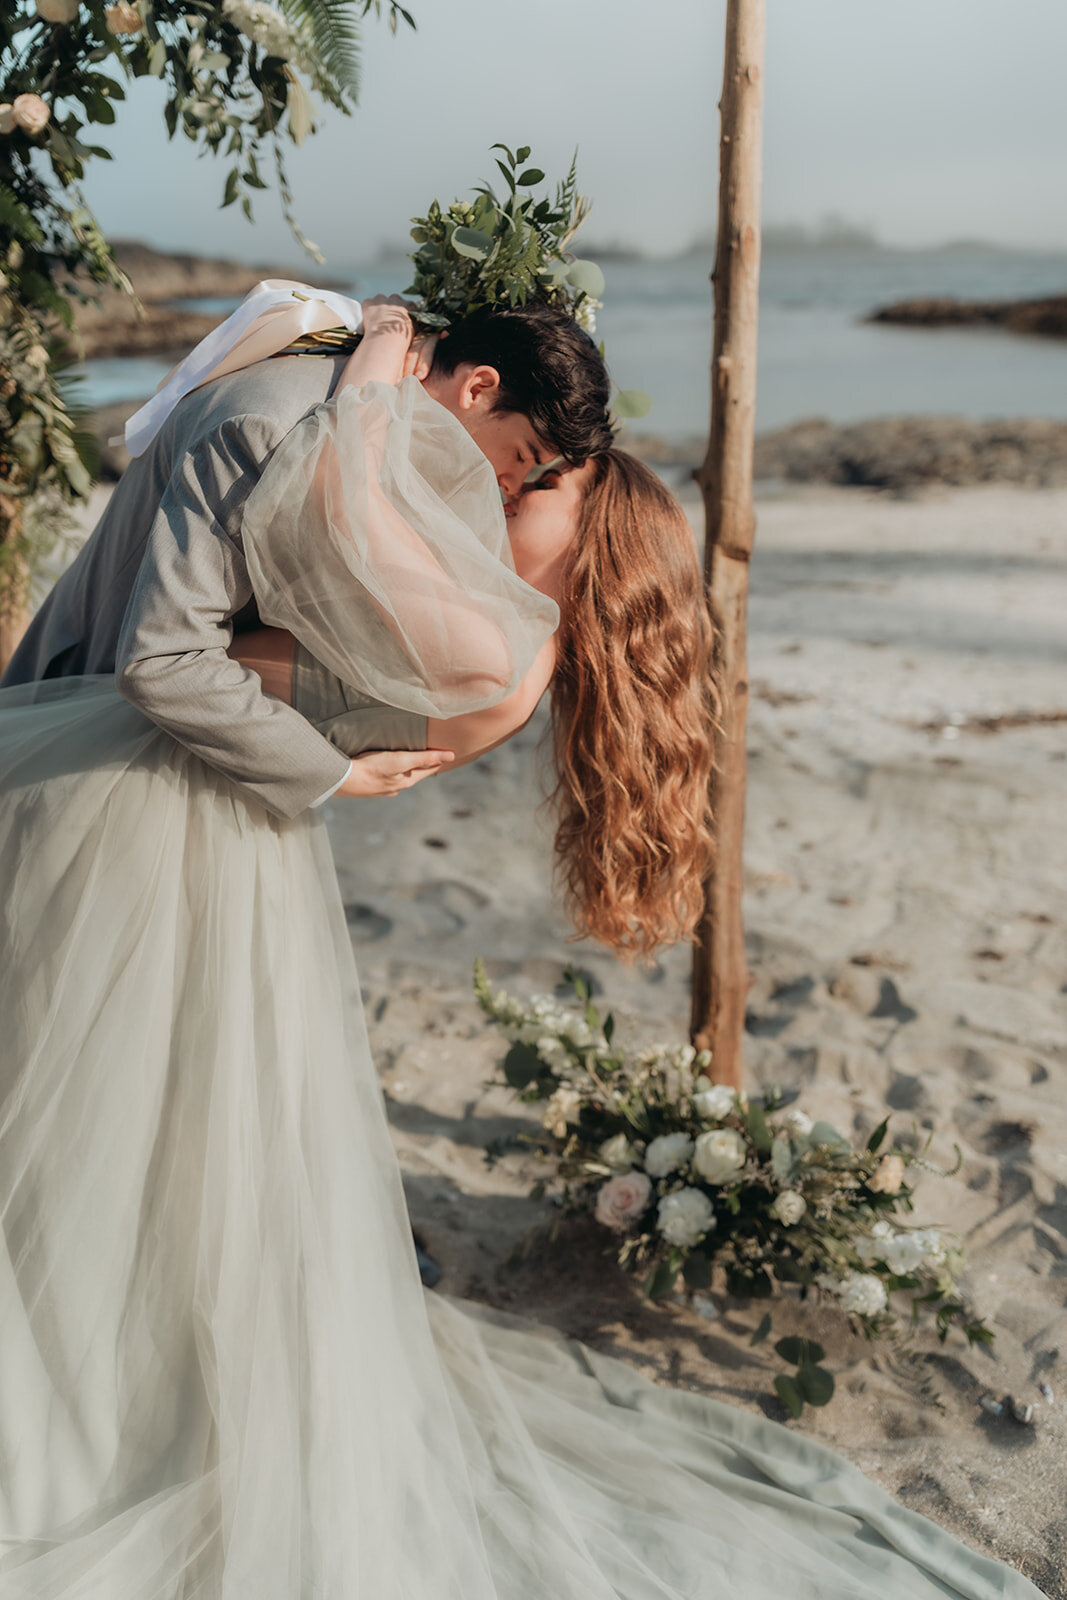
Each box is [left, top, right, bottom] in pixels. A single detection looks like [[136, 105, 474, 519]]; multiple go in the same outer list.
[[0, 0, 411, 602], [475, 959, 993, 1418], [405, 143, 602, 329], [288, 143, 653, 422]]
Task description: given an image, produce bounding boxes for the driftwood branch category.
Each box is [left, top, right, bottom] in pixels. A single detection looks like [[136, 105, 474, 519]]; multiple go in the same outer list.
[[690, 0, 766, 1088]]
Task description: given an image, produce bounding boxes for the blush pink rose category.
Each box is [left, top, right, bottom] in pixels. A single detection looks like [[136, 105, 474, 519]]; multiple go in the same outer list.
[[868, 1153, 906, 1194], [12, 95, 50, 136], [594, 1171, 652, 1232], [36, 0, 80, 22], [105, 1, 143, 34]]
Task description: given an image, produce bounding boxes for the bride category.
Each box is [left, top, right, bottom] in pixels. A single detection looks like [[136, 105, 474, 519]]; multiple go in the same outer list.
[[0, 303, 1043, 1599]]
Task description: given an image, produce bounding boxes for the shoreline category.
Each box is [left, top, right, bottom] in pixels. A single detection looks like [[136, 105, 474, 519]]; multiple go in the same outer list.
[[91, 397, 1067, 490]]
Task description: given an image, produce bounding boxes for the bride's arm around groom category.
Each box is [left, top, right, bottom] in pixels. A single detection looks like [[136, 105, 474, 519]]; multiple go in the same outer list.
[[3, 349, 413, 817]]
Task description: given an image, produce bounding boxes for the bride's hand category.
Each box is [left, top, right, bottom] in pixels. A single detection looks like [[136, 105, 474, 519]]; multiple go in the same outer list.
[[360, 294, 417, 344], [341, 296, 426, 390], [361, 297, 436, 379], [335, 747, 455, 798]]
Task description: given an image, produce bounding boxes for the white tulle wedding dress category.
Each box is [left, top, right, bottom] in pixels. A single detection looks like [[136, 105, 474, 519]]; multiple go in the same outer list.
[[0, 382, 1045, 1600]]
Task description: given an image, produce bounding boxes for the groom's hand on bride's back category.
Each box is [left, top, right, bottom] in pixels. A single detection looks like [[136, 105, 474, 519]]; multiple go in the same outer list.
[[336, 748, 455, 799]]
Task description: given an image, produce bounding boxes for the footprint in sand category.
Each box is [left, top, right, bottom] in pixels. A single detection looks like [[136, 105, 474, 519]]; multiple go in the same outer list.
[[412, 880, 491, 936], [829, 968, 917, 1023], [345, 902, 393, 943]]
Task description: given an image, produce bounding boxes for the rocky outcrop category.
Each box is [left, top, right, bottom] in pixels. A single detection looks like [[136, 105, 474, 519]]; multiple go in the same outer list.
[[68, 241, 345, 360], [750, 416, 1067, 491], [624, 416, 1067, 492], [866, 294, 1067, 340]]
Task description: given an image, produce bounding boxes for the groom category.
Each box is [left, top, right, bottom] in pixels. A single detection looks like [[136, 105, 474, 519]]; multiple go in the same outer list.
[[2, 299, 612, 815]]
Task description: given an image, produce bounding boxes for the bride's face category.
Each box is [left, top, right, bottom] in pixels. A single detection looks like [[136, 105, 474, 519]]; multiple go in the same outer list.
[[505, 460, 596, 589]]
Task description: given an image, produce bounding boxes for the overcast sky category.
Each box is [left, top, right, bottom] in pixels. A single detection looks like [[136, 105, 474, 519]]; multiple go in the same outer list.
[[82, 0, 1067, 269]]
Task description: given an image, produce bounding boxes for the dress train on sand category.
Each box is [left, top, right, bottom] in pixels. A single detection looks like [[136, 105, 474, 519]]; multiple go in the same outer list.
[[0, 677, 1044, 1600]]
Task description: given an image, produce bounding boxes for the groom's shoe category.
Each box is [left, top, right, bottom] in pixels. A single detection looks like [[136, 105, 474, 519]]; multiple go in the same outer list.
[[412, 1229, 443, 1288]]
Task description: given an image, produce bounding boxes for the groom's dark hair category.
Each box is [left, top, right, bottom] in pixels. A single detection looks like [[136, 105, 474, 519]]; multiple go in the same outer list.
[[430, 302, 613, 464]]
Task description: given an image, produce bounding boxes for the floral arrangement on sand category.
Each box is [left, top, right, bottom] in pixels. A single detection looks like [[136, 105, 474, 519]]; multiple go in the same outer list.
[[474, 960, 992, 1417]]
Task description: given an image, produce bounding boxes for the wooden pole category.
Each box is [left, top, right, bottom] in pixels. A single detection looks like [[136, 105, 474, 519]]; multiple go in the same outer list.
[[0, 497, 29, 676], [690, 0, 765, 1088]]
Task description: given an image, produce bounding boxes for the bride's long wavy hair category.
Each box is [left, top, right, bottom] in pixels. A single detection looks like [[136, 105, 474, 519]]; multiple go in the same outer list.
[[548, 450, 718, 960]]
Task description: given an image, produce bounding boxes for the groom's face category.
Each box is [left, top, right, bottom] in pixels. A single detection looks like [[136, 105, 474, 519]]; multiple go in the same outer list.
[[422, 362, 557, 499]]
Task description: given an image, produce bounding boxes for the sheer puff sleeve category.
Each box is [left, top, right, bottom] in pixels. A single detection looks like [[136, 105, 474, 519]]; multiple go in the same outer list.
[[240, 377, 560, 718]]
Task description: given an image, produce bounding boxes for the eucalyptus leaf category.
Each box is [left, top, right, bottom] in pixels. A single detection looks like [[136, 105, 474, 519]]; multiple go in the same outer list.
[[645, 1258, 679, 1301], [771, 1136, 794, 1183], [866, 1116, 890, 1155], [565, 259, 605, 299], [612, 389, 653, 420], [516, 167, 545, 186], [746, 1103, 773, 1154], [809, 1121, 848, 1150], [450, 226, 495, 261]]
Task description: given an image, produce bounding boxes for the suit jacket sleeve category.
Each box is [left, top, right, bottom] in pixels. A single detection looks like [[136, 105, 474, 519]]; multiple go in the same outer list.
[[115, 411, 352, 819]]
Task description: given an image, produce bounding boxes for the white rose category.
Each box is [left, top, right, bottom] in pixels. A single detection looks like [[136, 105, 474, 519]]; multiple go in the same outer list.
[[598, 1132, 638, 1171], [535, 1033, 570, 1071], [782, 1107, 813, 1137], [595, 1172, 652, 1232], [771, 1190, 807, 1226], [11, 94, 50, 135], [541, 1086, 582, 1139], [644, 1132, 694, 1178], [914, 1227, 947, 1267], [105, 1, 143, 34], [868, 1153, 906, 1194], [692, 1082, 738, 1121], [693, 1127, 746, 1184], [36, 0, 80, 21], [835, 1271, 888, 1317], [574, 296, 601, 335], [882, 1232, 926, 1276], [657, 1187, 716, 1248], [855, 1218, 895, 1264]]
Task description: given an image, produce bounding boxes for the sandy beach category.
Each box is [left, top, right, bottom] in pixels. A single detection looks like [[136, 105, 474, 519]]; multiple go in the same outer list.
[[53, 474, 1067, 1595], [328, 479, 1066, 1597]]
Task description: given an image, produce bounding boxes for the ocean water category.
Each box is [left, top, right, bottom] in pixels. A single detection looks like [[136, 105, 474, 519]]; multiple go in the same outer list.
[[82, 247, 1067, 442]]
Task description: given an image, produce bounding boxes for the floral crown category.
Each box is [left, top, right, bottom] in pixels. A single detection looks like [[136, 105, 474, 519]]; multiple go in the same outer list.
[[289, 144, 650, 419], [404, 144, 603, 333], [406, 145, 649, 419]]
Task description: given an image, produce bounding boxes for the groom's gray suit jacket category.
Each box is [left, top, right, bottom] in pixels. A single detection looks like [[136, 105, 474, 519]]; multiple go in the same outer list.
[[3, 354, 358, 819]]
